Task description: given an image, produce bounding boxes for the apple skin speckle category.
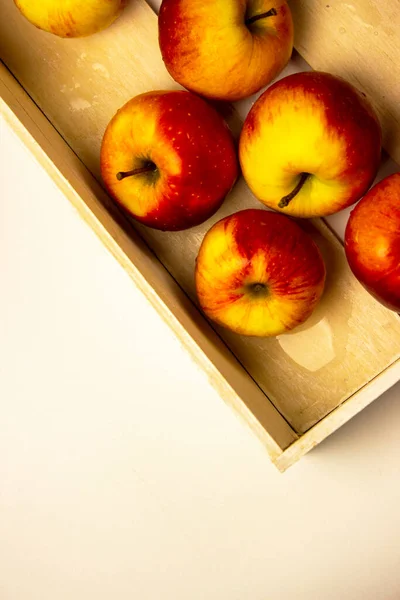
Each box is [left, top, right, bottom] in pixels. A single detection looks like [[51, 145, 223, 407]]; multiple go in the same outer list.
[[101, 90, 238, 231], [345, 173, 400, 311], [195, 209, 326, 337], [158, 0, 294, 101], [239, 71, 382, 218]]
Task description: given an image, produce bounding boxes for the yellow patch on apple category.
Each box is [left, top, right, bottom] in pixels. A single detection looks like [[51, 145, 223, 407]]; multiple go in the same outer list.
[[14, 0, 128, 38]]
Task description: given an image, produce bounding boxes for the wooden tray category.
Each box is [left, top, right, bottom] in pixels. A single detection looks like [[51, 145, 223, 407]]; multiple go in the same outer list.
[[1, 0, 399, 471]]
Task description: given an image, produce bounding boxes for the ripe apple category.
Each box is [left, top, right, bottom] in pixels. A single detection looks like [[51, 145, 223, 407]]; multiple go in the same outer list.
[[158, 0, 294, 102], [100, 90, 238, 231], [195, 209, 326, 337], [13, 0, 127, 38], [239, 71, 382, 218], [345, 173, 400, 312]]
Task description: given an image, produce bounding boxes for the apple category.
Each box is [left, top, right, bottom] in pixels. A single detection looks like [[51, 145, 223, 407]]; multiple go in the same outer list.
[[239, 71, 382, 218], [158, 0, 293, 102], [14, 0, 127, 38], [195, 209, 326, 337], [100, 90, 238, 231], [345, 173, 400, 312]]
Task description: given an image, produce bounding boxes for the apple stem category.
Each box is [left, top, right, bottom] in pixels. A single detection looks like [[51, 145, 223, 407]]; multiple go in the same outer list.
[[279, 173, 310, 209], [116, 165, 156, 181], [245, 8, 277, 26]]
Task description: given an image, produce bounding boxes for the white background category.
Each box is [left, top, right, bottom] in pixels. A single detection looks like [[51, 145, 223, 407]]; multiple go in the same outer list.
[[2, 1, 400, 598]]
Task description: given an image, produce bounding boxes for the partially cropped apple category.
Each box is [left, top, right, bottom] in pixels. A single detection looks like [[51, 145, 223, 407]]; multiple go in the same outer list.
[[101, 90, 238, 231], [14, 0, 127, 38], [345, 173, 400, 312], [159, 0, 293, 102], [239, 71, 382, 218], [195, 209, 326, 337]]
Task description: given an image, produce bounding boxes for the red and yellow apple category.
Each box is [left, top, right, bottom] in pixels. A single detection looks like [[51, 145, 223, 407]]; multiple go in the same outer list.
[[345, 173, 400, 312], [239, 71, 382, 218], [195, 209, 326, 337], [14, 0, 127, 37], [158, 0, 293, 102], [101, 90, 238, 231]]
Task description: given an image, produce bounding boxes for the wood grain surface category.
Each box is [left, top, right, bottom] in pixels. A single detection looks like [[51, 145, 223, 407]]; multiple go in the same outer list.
[[289, 0, 400, 165], [1, 0, 400, 434]]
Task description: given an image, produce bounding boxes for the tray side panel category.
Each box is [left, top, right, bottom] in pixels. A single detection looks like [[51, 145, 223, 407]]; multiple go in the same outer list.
[[274, 358, 400, 472], [1, 0, 400, 434]]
